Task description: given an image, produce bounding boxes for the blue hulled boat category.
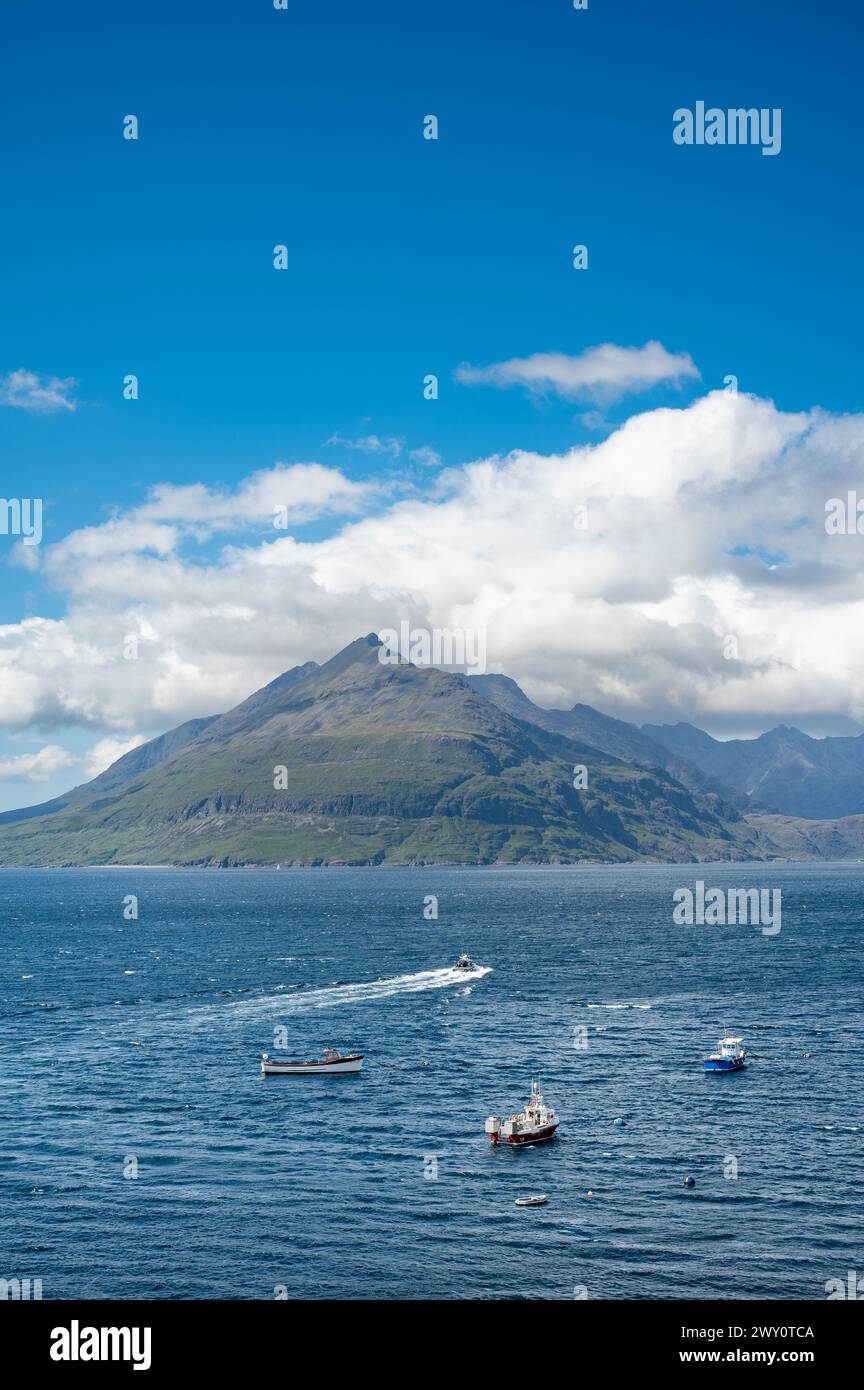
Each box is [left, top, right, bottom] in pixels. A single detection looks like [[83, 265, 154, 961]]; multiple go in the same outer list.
[[704, 1035, 747, 1072]]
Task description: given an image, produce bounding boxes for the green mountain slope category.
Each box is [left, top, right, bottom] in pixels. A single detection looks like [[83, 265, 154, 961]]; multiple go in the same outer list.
[[469, 674, 744, 809], [0, 635, 769, 867]]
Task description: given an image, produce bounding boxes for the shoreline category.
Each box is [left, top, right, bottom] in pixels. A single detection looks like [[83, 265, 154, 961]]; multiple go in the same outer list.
[[1, 857, 863, 871]]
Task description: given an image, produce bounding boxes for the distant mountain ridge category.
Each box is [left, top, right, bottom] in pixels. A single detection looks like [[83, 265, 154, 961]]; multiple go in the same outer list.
[[468, 675, 744, 811], [468, 674, 864, 822], [641, 721, 864, 819], [0, 634, 860, 866]]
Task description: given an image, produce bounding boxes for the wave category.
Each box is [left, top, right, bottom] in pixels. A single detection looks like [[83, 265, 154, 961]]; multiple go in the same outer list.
[[586, 1002, 652, 1011], [186, 965, 493, 1024]]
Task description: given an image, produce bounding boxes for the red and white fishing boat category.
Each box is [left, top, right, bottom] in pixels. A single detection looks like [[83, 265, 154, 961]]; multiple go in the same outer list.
[[485, 1080, 559, 1146], [260, 1047, 364, 1075]]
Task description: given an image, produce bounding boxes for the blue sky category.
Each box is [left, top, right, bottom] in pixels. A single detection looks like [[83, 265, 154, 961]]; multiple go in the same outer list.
[[1, 0, 863, 809]]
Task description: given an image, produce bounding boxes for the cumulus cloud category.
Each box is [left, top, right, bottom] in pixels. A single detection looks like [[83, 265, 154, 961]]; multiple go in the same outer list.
[[85, 735, 146, 778], [136, 462, 370, 530], [455, 341, 699, 403], [0, 744, 78, 782], [46, 464, 370, 573], [3, 390, 864, 751], [0, 368, 79, 412], [0, 734, 144, 788]]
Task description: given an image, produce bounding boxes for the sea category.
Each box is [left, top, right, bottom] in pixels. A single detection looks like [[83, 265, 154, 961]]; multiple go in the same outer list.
[[0, 863, 861, 1301]]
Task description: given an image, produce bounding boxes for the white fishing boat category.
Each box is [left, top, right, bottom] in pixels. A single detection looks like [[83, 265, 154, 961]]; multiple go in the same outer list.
[[260, 1047, 364, 1075], [704, 1035, 746, 1072], [454, 953, 476, 970], [514, 1194, 548, 1207], [485, 1080, 559, 1146]]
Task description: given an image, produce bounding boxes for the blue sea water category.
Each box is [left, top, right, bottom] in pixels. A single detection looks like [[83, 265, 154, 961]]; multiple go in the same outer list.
[[0, 863, 861, 1301]]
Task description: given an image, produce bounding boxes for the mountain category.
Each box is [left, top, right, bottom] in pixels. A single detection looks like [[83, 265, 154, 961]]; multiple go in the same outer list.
[[468, 678, 864, 823], [469, 675, 743, 810], [745, 811, 864, 859], [643, 722, 864, 819], [0, 659, 321, 832], [0, 716, 219, 826], [468, 674, 665, 763], [0, 635, 766, 867]]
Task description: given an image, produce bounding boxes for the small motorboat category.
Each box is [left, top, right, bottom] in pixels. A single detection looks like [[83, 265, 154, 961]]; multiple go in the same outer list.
[[260, 1047, 364, 1075], [704, 1035, 746, 1072], [485, 1080, 559, 1146], [454, 953, 476, 970], [514, 1194, 548, 1207]]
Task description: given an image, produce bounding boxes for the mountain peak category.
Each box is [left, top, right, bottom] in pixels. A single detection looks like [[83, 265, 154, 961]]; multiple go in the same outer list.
[[0, 629, 765, 866], [309, 632, 385, 682], [761, 724, 811, 745]]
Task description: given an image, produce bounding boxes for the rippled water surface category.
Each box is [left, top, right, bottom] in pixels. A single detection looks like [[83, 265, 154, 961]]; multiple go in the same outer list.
[[1, 864, 861, 1299]]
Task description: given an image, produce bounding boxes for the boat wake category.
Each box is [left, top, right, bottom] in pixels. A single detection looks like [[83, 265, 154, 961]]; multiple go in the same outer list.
[[187, 965, 493, 1025]]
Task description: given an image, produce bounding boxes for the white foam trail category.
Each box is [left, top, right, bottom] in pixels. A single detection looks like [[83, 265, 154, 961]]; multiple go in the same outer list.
[[187, 965, 492, 1024]]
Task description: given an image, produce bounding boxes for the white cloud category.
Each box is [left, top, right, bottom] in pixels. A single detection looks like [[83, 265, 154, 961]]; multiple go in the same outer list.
[[8, 542, 41, 572], [136, 462, 369, 529], [0, 744, 78, 782], [44, 464, 370, 576], [0, 368, 79, 413], [578, 411, 611, 433], [3, 389, 864, 749], [409, 446, 442, 468], [325, 433, 404, 459], [0, 733, 144, 788], [85, 735, 146, 778], [455, 341, 699, 403]]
